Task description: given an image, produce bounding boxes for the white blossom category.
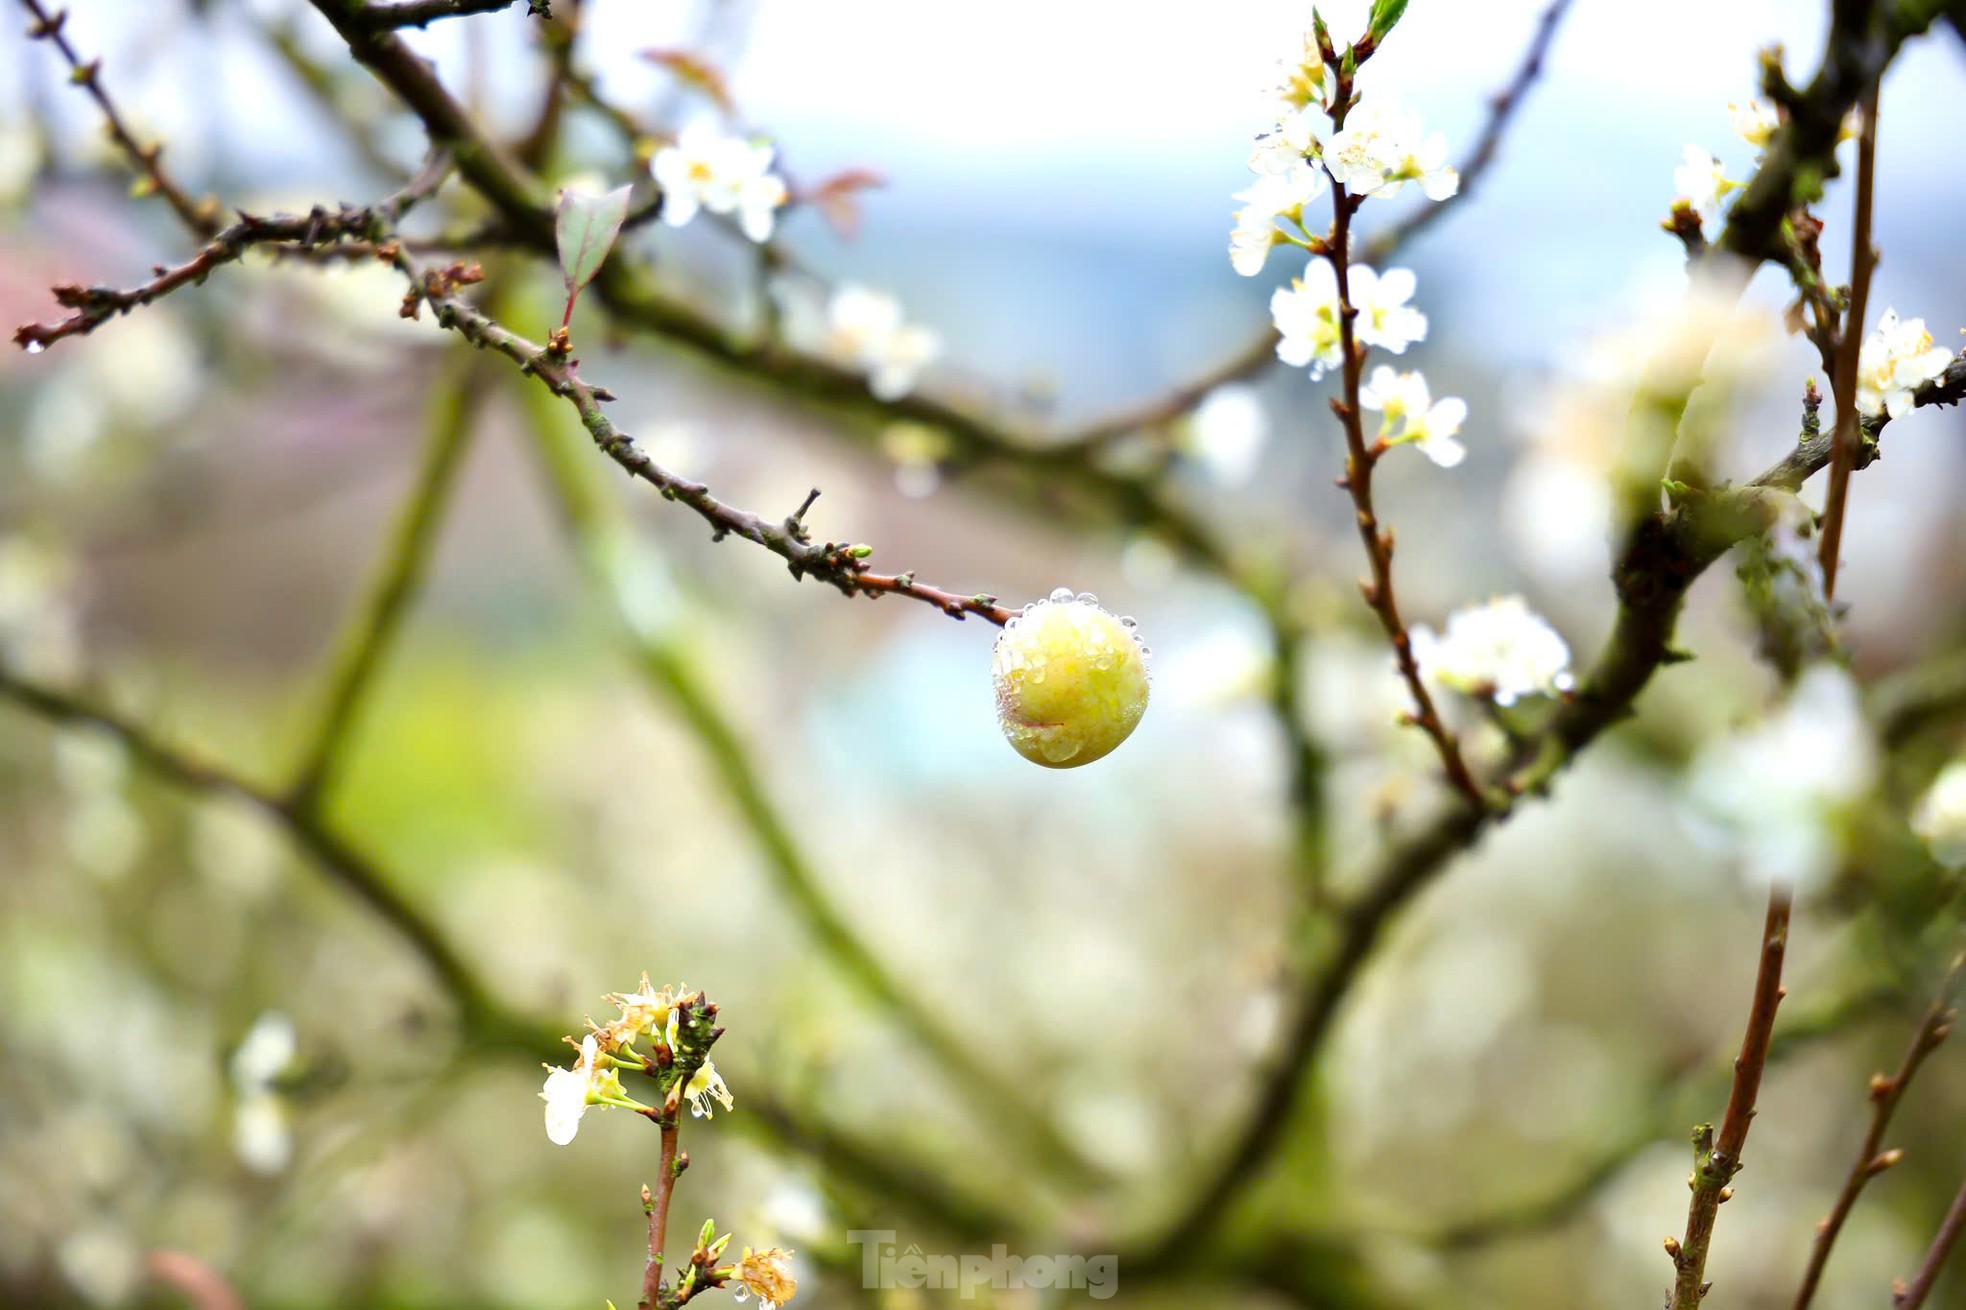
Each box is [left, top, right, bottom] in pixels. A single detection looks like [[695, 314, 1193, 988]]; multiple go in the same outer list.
[[1729, 100, 1781, 149], [1272, 31, 1332, 114], [1271, 258, 1345, 379], [1911, 761, 1966, 869], [1351, 265, 1427, 355], [1855, 308, 1953, 419], [1671, 144, 1735, 228], [1186, 385, 1269, 484], [540, 1034, 620, 1145], [1412, 596, 1573, 706], [820, 285, 940, 401], [1249, 106, 1324, 176], [1229, 163, 1325, 277], [1688, 662, 1877, 889], [1359, 366, 1467, 467], [652, 120, 789, 242], [1323, 105, 1458, 201]]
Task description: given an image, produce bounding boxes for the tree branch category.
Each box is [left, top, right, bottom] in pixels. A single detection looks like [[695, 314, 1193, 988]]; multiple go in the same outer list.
[[348, 0, 542, 31], [1895, 1177, 1966, 1309], [1816, 82, 1880, 601], [1666, 884, 1793, 1309], [1793, 949, 1964, 1310]]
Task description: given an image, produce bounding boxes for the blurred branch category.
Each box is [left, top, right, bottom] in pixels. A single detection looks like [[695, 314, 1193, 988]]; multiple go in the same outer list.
[[349, 0, 543, 31], [288, 355, 486, 811], [1665, 885, 1793, 1309], [514, 371, 1112, 1188], [15, 0, 219, 236], [1895, 1177, 1966, 1309], [143, 1251, 243, 1310], [1429, 981, 1899, 1251], [1794, 949, 1964, 1310], [1355, 0, 1576, 262], [0, 663, 504, 1029]]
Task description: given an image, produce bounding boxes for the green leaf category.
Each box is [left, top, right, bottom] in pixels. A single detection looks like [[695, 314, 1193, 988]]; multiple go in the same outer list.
[[1368, 0, 1408, 42], [555, 183, 633, 294]]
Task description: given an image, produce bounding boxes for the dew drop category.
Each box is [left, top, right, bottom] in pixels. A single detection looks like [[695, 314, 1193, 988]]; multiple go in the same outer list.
[[1048, 586, 1074, 603], [24, 340, 45, 355], [1075, 591, 1097, 604], [1119, 616, 1137, 628], [1040, 736, 1083, 764]]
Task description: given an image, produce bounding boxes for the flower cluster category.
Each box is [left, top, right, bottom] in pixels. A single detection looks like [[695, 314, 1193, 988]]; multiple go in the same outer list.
[[1234, 17, 1466, 469], [1411, 596, 1574, 706], [1855, 307, 1953, 419], [539, 977, 731, 1146], [653, 121, 789, 242], [1671, 97, 1862, 236]]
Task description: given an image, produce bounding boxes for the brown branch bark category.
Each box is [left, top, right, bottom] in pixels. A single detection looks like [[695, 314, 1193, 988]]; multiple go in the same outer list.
[[1794, 950, 1965, 1310], [1895, 1179, 1966, 1309], [641, 1120, 680, 1310], [1666, 885, 1793, 1309], [1816, 83, 1879, 601]]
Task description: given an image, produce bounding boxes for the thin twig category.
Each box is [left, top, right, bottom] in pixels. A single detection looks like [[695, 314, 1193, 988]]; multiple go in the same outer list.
[[1666, 884, 1794, 1309], [13, 153, 452, 351], [1320, 44, 1484, 809], [394, 252, 1017, 624], [1816, 83, 1880, 602], [16, 0, 219, 236], [641, 1120, 680, 1310], [1895, 1179, 1966, 1310], [1794, 950, 1965, 1310]]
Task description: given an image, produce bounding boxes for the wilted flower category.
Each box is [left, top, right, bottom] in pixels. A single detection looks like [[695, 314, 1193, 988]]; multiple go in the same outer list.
[[1412, 596, 1573, 706], [1855, 308, 1953, 419], [1911, 761, 1966, 869], [1359, 365, 1467, 467], [653, 120, 789, 241], [731, 1246, 798, 1308]]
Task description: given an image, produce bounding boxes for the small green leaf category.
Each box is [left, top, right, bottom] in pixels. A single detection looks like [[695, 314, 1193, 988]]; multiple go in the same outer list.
[[555, 183, 633, 294], [1368, 0, 1408, 42]]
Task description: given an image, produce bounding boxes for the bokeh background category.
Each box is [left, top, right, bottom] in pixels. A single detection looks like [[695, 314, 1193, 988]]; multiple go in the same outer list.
[[3, 0, 1966, 1306]]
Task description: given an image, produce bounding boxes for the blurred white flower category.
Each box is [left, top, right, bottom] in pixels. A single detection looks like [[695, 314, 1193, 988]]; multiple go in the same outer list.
[[1503, 452, 1613, 582], [1911, 762, 1966, 869], [1185, 385, 1269, 484], [1728, 100, 1780, 149], [1272, 258, 1344, 379], [0, 536, 82, 680], [1359, 366, 1467, 468], [1688, 663, 1877, 889], [1412, 596, 1574, 706], [760, 1178, 828, 1243], [231, 1012, 297, 1175], [652, 120, 789, 242], [56, 1222, 140, 1308], [820, 285, 940, 401], [1671, 144, 1735, 228], [54, 726, 128, 798], [1855, 308, 1953, 419], [64, 795, 145, 883], [1229, 163, 1325, 277], [1324, 104, 1458, 201], [0, 120, 42, 208], [1351, 265, 1427, 355]]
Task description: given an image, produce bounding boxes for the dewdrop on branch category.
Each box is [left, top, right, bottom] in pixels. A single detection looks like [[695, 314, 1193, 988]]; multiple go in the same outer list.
[[991, 589, 1151, 768]]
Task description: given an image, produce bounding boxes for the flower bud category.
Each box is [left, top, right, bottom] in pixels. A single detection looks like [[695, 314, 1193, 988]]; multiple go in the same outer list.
[[991, 588, 1150, 768]]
